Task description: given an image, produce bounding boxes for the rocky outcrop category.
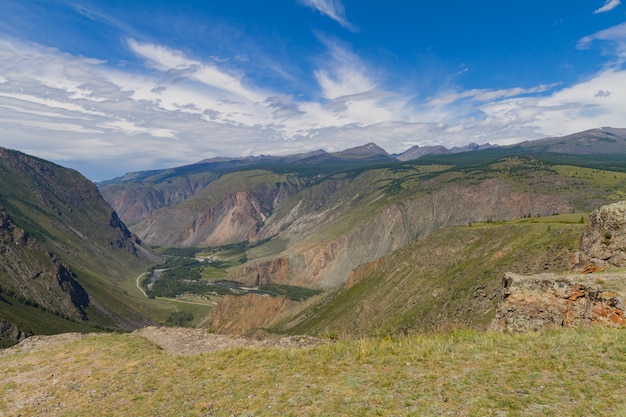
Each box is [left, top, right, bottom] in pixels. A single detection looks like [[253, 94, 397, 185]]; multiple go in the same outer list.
[[494, 201, 626, 332], [492, 272, 625, 332], [0, 209, 89, 320], [0, 319, 33, 347], [571, 201, 626, 270]]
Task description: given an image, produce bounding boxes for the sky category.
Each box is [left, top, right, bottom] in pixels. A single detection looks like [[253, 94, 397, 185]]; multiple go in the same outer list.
[[0, 1, 625, 181]]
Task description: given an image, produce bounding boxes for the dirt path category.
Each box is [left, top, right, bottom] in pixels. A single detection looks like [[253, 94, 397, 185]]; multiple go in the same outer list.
[[134, 326, 325, 355], [136, 272, 148, 297]]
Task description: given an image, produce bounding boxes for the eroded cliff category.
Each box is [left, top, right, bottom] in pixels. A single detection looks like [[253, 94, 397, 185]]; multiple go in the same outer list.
[[232, 178, 571, 288]]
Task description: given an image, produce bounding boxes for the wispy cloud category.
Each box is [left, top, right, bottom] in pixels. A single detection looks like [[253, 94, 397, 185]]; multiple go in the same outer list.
[[427, 84, 559, 107], [297, 0, 357, 31], [2, 29, 626, 181], [127, 39, 267, 103], [577, 22, 626, 60], [313, 37, 376, 99], [594, 0, 621, 13]]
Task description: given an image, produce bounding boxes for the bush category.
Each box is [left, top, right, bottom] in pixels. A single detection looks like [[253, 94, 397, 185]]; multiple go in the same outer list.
[[165, 311, 194, 327]]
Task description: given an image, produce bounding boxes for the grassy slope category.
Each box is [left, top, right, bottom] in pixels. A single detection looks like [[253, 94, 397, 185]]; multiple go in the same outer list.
[[274, 215, 587, 337], [0, 149, 175, 332], [1, 327, 625, 416], [0, 298, 98, 348], [92, 157, 626, 331]]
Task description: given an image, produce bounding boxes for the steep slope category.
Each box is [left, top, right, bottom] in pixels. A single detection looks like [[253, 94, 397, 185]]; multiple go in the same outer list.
[[0, 209, 88, 320], [208, 215, 587, 336], [98, 129, 626, 299], [227, 155, 624, 289], [0, 148, 159, 344], [99, 142, 395, 227], [99, 166, 221, 226], [130, 169, 311, 247]]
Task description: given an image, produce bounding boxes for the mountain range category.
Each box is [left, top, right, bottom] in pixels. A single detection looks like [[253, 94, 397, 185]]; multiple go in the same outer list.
[[2, 127, 626, 344]]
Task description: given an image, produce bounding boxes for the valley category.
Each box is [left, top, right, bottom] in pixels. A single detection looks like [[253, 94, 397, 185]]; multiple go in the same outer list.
[[4, 2, 626, 413], [2, 128, 626, 416], [2, 128, 626, 345]]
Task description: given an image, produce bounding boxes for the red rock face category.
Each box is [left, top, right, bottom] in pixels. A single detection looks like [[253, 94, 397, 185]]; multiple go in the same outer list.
[[492, 272, 626, 331]]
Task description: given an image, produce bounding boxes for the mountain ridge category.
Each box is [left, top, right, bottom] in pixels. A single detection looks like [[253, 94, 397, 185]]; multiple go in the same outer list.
[[4, 127, 626, 344], [99, 128, 626, 301], [99, 127, 626, 187], [0, 147, 160, 345]]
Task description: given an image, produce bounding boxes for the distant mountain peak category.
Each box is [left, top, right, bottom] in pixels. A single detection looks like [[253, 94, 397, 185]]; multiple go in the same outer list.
[[395, 142, 498, 161], [333, 142, 391, 160]]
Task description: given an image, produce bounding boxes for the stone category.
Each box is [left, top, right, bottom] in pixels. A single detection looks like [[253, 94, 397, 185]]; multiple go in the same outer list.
[[492, 272, 626, 332], [579, 201, 626, 268]]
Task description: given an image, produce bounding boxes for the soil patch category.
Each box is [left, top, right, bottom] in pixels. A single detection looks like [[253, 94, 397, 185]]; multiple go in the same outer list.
[[134, 326, 325, 355], [1, 327, 326, 357]]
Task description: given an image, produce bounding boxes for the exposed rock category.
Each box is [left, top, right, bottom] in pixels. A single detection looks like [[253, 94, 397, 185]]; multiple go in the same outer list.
[[232, 179, 571, 288], [132, 186, 287, 247], [0, 332, 86, 354], [495, 201, 626, 332], [0, 320, 33, 347], [572, 201, 626, 270], [492, 272, 626, 332], [0, 208, 89, 320]]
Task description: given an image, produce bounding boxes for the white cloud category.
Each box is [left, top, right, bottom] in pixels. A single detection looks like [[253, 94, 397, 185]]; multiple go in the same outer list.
[[313, 38, 379, 102], [298, 0, 356, 30], [315, 68, 375, 99], [126, 39, 266, 103], [1, 32, 626, 181], [427, 84, 558, 107], [594, 0, 621, 13], [530, 68, 626, 134], [577, 22, 626, 57]]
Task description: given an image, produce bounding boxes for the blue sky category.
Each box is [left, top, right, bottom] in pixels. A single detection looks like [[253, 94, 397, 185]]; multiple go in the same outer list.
[[0, 0, 625, 180]]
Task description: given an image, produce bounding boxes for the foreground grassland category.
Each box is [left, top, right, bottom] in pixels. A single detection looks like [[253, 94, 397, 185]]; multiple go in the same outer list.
[[1, 327, 625, 416]]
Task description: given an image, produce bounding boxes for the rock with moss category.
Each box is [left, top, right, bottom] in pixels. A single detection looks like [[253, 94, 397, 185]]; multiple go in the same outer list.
[[573, 201, 626, 270]]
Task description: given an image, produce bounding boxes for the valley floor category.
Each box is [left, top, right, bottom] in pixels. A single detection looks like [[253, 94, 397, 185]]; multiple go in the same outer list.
[[1, 326, 625, 416]]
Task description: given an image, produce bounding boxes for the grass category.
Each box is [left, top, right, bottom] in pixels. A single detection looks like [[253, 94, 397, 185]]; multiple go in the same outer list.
[[552, 165, 626, 201], [0, 296, 101, 347], [1, 326, 625, 416], [275, 214, 587, 337]]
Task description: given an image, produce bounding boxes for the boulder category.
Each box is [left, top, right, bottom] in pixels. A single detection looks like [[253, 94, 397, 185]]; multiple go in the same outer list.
[[572, 201, 626, 270], [492, 272, 626, 332]]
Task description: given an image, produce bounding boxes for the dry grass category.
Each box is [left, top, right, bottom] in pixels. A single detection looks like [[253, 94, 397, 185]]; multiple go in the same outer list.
[[1, 326, 625, 416]]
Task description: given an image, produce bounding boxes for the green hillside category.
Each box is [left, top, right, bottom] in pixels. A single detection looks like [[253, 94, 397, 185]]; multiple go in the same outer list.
[[274, 215, 587, 337], [0, 148, 163, 342], [4, 128, 626, 344]]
